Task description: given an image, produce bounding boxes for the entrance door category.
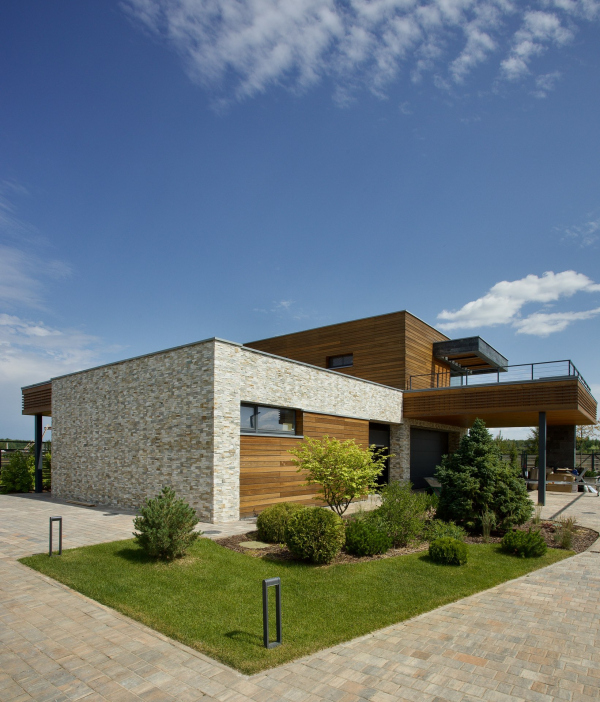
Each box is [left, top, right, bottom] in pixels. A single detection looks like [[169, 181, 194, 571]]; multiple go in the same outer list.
[[369, 423, 390, 487], [410, 428, 449, 489]]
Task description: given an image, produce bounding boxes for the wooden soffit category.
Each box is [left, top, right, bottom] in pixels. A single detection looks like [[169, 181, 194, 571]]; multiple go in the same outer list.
[[403, 377, 597, 428], [22, 382, 52, 416]]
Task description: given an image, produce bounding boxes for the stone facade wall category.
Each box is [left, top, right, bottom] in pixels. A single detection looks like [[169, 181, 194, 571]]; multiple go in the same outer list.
[[52, 342, 216, 520], [212, 341, 404, 520]]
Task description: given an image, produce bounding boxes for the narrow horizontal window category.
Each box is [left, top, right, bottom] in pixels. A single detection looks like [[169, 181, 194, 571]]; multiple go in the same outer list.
[[241, 404, 296, 434], [327, 354, 353, 369]]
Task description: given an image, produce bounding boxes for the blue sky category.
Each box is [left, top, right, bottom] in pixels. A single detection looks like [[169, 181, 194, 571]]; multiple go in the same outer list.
[[1, 0, 599, 439]]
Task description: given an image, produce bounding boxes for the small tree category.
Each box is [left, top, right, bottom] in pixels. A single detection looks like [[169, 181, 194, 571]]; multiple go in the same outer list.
[[133, 486, 200, 559], [289, 436, 389, 516], [0, 451, 34, 493], [436, 418, 533, 532]]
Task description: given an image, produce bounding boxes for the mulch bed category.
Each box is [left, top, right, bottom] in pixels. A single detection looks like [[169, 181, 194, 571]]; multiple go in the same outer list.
[[215, 520, 598, 565]]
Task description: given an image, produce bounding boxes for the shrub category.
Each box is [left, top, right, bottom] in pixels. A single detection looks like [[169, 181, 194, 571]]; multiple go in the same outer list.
[[285, 507, 345, 564], [422, 519, 466, 543], [133, 486, 200, 560], [501, 528, 547, 558], [554, 516, 577, 550], [256, 502, 305, 543], [0, 451, 34, 494], [366, 481, 428, 547], [429, 537, 468, 565], [481, 510, 496, 543], [289, 436, 390, 516], [345, 519, 391, 557], [436, 418, 533, 532]]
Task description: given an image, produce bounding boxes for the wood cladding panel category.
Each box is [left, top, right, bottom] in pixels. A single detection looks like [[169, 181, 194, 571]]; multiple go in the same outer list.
[[403, 379, 597, 428], [245, 311, 448, 389], [239, 412, 370, 516], [22, 383, 52, 416]]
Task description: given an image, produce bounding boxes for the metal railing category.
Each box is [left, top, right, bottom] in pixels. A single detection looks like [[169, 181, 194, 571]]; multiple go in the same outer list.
[[407, 359, 592, 393]]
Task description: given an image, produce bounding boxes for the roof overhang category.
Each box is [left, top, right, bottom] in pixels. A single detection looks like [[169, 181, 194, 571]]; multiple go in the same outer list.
[[404, 377, 597, 428], [433, 336, 508, 374], [22, 381, 52, 416]]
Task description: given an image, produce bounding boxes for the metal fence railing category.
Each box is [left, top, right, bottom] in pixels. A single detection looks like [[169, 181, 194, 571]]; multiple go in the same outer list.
[[407, 359, 592, 393]]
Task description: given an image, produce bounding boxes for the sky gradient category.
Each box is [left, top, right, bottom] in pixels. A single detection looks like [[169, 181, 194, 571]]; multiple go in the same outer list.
[[1, 0, 600, 439]]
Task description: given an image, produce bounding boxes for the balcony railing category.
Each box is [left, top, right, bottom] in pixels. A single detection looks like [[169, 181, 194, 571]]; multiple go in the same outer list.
[[407, 359, 592, 393]]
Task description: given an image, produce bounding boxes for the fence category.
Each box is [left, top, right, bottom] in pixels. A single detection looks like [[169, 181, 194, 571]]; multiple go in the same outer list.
[[501, 453, 598, 472]]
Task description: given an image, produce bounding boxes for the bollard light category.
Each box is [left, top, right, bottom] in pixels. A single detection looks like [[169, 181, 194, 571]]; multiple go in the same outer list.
[[49, 516, 62, 556], [262, 577, 282, 649]]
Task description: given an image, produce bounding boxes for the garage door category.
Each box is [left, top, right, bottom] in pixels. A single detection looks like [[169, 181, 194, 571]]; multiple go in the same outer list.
[[410, 428, 449, 489]]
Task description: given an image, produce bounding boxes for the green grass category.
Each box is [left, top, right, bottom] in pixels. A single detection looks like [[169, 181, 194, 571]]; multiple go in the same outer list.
[[21, 539, 570, 674]]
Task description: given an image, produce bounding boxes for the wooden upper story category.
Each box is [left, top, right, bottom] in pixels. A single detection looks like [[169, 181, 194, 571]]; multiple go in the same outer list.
[[245, 311, 452, 390]]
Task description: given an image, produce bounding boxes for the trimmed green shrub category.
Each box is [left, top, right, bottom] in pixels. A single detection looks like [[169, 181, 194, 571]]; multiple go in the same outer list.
[[256, 502, 305, 543], [345, 519, 391, 557], [0, 451, 34, 494], [366, 481, 428, 547], [423, 519, 466, 543], [285, 507, 345, 564], [429, 537, 468, 565], [436, 418, 533, 532], [133, 486, 200, 560], [501, 529, 547, 558]]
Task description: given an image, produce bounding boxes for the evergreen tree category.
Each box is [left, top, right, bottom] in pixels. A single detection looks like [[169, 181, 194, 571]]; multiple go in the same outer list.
[[436, 418, 533, 532]]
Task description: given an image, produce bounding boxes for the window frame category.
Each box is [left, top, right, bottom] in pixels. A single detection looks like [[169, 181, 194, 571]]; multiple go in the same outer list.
[[240, 403, 298, 436], [327, 353, 354, 369]]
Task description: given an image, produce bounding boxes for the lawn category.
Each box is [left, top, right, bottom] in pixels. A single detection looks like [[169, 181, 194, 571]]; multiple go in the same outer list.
[[21, 538, 570, 674]]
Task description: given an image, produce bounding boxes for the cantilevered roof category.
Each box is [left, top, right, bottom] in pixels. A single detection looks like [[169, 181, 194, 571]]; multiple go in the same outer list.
[[433, 336, 508, 374]]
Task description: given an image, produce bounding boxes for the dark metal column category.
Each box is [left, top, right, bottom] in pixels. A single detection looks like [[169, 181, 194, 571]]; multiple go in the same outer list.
[[34, 414, 43, 493], [538, 411, 547, 506]]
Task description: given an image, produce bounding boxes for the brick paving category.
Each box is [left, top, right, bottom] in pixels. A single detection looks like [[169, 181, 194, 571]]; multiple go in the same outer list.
[[1, 492, 600, 702]]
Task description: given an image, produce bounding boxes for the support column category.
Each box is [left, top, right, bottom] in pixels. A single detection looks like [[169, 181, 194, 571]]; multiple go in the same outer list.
[[34, 414, 43, 493], [538, 411, 546, 506]]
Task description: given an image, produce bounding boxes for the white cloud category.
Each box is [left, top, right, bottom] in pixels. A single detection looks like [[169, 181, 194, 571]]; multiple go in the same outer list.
[[437, 270, 600, 336], [122, 0, 600, 104], [532, 69, 562, 97], [562, 216, 600, 247]]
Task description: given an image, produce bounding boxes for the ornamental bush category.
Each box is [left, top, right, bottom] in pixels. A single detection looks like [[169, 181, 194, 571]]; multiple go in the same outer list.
[[501, 528, 547, 558], [436, 418, 533, 532], [366, 481, 428, 547], [133, 486, 200, 560], [257, 502, 305, 543], [285, 507, 345, 564], [0, 451, 34, 494], [345, 519, 391, 557], [429, 537, 468, 566], [422, 519, 466, 543]]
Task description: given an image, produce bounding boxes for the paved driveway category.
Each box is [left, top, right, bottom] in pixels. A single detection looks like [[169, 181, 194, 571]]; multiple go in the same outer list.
[[1, 492, 599, 702]]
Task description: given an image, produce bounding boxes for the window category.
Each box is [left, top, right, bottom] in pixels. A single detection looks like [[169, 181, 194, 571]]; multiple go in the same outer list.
[[241, 404, 296, 434], [327, 353, 353, 369]]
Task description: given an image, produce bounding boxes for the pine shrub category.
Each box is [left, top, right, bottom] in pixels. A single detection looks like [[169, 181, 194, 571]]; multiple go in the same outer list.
[[422, 519, 466, 543], [285, 507, 345, 564], [133, 486, 200, 560], [0, 452, 34, 494], [429, 537, 468, 566], [256, 502, 305, 543], [345, 519, 391, 557], [501, 528, 547, 558]]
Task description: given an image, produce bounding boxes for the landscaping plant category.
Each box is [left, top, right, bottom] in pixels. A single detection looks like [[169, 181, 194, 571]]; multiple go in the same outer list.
[[422, 519, 466, 543], [554, 516, 577, 550], [481, 510, 495, 543], [256, 502, 305, 543], [429, 537, 468, 565], [436, 418, 533, 532], [501, 528, 547, 558], [133, 486, 200, 560], [0, 451, 34, 493], [366, 481, 428, 547], [289, 436, 389, 516], [345, 519, 391, 557], [285, 506, 345, 564]]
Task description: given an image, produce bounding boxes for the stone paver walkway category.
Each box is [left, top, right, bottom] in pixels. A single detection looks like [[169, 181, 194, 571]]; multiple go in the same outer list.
[[1, 493, 600, 702]]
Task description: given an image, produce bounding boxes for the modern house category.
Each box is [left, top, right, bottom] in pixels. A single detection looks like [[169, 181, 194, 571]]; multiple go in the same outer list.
[[22, 311, 597, 521]]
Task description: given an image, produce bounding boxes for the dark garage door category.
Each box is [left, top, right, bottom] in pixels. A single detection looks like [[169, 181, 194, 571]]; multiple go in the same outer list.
[[410, 428, 449, 489]]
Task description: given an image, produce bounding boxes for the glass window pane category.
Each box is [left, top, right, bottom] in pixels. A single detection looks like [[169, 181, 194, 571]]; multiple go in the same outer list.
[[257, 406, 295, 433], [328, 354, 353, 368], [240, 405, 256, 431]]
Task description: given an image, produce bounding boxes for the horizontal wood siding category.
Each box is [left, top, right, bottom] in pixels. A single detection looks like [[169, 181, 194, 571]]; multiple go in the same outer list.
[[404, 312, 450, 388], [246, 311, 449, 390], [239, 412, 370, 517], [22, 383, 52, 416]]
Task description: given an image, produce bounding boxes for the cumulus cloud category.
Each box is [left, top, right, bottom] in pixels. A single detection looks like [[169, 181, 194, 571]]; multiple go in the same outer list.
[[437, 271, 600, 336], [122, 0, 600, 103]]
